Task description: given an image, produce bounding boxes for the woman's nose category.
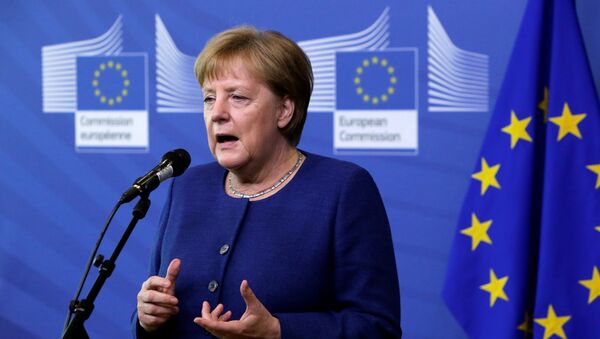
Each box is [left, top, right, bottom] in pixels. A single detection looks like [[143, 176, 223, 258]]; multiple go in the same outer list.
[[210, 96, 229, 122]]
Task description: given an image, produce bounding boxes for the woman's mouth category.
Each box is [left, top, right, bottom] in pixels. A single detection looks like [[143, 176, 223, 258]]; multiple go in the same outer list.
[[216, 134, 239, 147]]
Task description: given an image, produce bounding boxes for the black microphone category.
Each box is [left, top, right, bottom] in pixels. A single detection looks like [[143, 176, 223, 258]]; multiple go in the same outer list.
[[120, 149, 191, 203]]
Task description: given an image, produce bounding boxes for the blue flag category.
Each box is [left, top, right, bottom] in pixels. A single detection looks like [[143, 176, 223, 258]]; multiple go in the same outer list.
[[443, 0, 600, 338], [77, 55, 146, 110]]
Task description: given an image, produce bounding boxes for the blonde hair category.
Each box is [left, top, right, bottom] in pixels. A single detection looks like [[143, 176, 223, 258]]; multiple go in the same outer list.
[[195, 26, 313, 146]]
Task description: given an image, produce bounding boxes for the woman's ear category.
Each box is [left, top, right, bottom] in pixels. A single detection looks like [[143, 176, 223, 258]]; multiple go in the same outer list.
[[277, 96, 295, 129]]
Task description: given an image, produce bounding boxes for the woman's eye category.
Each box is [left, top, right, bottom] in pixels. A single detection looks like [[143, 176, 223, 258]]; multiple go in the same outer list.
[[203, 96, 215, 103], [231, 95, 247, 101]]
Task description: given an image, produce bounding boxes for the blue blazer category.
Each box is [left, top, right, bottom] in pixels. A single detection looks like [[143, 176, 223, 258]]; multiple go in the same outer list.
[[133, 152, 401, 338]]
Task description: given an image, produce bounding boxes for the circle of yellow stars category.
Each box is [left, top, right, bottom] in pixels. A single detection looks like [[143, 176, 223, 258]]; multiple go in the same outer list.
[[458, 85, 600, 339], [354, 56, 396, 105], [92, 60, 130, 106]]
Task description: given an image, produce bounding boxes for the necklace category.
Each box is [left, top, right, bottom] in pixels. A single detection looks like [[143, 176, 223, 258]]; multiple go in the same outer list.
[[228, 151, 304, 199]]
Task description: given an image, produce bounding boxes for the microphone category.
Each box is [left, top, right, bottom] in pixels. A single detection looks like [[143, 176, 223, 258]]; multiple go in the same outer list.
[[120, 149, 191, 203]]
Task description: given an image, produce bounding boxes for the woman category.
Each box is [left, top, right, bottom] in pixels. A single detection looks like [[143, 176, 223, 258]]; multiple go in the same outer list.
[[134, 26, 401, 338]]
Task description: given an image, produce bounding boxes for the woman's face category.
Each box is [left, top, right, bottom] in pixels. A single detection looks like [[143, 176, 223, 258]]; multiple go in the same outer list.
[[202, 59, 292, 172]]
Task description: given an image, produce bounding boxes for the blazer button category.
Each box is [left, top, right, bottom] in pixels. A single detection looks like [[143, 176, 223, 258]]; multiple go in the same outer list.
[[219, 244, 230, 255], [208, 280, 219, 293]]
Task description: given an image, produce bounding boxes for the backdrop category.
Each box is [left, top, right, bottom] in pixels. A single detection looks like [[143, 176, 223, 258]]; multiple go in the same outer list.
[[1, 0, 599, 338]]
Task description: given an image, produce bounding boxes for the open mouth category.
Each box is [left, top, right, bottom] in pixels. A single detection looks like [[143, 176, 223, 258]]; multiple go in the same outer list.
[[216, 134, 239, 143]]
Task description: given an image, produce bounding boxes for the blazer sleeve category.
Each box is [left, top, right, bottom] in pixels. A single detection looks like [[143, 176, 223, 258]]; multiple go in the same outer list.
[[275, 167, 402, 338]]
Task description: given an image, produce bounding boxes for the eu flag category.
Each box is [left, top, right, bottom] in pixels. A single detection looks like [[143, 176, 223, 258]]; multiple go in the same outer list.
[[443, 0, 600, 338], [335, 50, 415, 110], [76, 55, 146, 111]]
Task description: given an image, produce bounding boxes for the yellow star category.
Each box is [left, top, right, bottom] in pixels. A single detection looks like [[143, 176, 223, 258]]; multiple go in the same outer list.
[[538, 87, 549, 122], [596, 226, 600, 233], [460, 213, 492, 251], [472, 158, 501, 195], [579, 266, 600, 304], [480, 269, 509, 307], [534, 305, 571, 339], [549, 102, 586, 141], [501, 110, 533, 149], [517, 312, 533, 334], [586, 164, 600, 189]]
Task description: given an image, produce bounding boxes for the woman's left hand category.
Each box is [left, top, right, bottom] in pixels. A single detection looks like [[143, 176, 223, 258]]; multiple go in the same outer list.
[[194, 280, 281, 339]]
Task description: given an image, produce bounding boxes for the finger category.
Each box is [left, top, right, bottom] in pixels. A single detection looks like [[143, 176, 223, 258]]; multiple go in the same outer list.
[[240, 280, 261, 311], [193, 316, 216, 336], [218, 310, 232, 321], [142, 276, 172, 291], [201, 301, 212, 319], [139, 290, 179, 306], [165, 258, 181, 282], [139, 313, 170, 330], [211, 303, 224, 320], [140, 303, 179, 317]]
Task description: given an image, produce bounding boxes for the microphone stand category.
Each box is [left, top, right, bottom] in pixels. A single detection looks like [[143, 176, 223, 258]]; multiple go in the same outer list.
[[62, 195, 151, 339]]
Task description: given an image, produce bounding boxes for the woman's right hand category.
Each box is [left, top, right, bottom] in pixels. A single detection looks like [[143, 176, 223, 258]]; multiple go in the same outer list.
[[137, 258, 181, 332]]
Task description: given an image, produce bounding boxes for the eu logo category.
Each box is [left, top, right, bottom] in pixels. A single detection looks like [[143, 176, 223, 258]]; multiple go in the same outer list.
[[77, 56, 146, 111], [334, 50, 418, 155], [336, 51, 415, 110], [75, 55, 148, 151]]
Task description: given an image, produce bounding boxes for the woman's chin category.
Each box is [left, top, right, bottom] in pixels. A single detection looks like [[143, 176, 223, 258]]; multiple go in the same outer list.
[[215, 153, 247, 171]]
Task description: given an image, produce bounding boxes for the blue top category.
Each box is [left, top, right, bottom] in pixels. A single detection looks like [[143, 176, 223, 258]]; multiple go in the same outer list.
[[133, 152, 401, 338]]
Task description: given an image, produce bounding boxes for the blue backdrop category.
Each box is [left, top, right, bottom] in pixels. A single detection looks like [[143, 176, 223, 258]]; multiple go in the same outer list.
[[1, 0, 599, 338]]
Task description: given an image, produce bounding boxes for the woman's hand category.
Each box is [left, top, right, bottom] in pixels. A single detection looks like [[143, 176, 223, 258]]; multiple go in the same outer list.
[[137, 258, 181, 332], [194, 280, 281, 339]]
